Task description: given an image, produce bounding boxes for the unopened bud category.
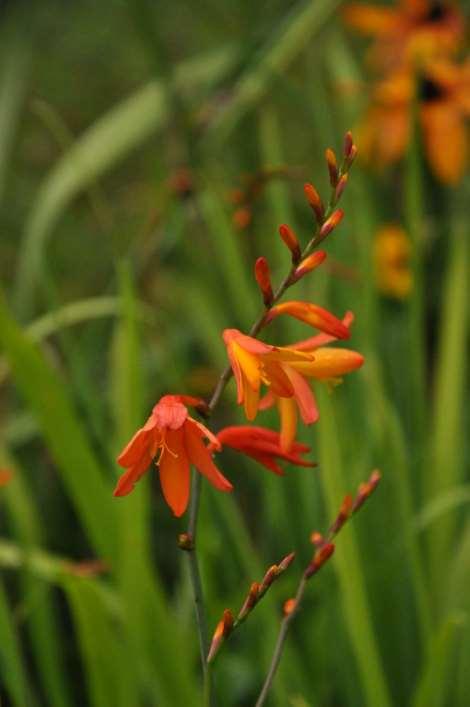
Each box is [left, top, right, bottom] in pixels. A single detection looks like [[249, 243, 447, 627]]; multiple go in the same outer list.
[[283, 598, 297, 616], [260, 565, 279, 592], [293, 251, 327, 282], [352, 470, 381, 513], [278, 551, 296, 573], [254, 257, 274, 307], [325, 148, 339, 187], [328, 494, 353, 537], [233, 207, 251, 230], [335, 174, 348, 202], [178, 532, 194, 551], [345, 144, 357, 169], [238, 582, 260, 621], [304, 183, 325, 224], [279, 224, 301, 264], [207, 609, 234, 663], [304, 542, 335, 579], [343, 131, 354, 159], [319, 209, 344, 240], [310, 531, 325, 547]]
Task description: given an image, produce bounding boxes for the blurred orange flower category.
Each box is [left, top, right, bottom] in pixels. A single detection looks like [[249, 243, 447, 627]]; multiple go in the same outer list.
[[0, 469, 12, 488], [358, 59, 470, 183], [343, 0, 464, 70], [215, 425, 316, 475], [374, 225, 413, 299], [260, 313, 364, 451], [114, 395, 232, 516]]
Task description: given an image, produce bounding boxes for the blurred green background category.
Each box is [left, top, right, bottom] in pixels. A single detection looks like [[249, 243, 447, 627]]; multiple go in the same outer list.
[[0, 0, 469, 705]]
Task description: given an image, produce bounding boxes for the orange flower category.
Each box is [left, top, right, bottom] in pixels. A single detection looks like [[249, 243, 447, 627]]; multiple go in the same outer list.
[[374, 225, 413, 299], [215, 425, 316, 475], [222, 329, 314, 422], [114, 395, 232, 516], [0, 469, 12, 488], [358, 59, 470, 183], [343, 0, 464, 71], [260, 313, 364, 451]]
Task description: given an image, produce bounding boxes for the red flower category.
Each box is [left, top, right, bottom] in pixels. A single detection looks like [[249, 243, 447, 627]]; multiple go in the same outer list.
[[114, 395, 232, 516], [215, 425, 316, 475]]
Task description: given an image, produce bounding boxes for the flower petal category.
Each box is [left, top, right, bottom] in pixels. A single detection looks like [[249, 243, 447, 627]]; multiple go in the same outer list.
[[117, 426, 155, 468], [184, 421, 233, 492], [342, 3, 399, 35], [159, 429, 190, 516], [114, 452, 153, 496], [284, 366, 319, 424], [289, 348, 365, 379], [289, 312, 355, 351], [420, 101, 466, 184], [278, 397, 298, 453]]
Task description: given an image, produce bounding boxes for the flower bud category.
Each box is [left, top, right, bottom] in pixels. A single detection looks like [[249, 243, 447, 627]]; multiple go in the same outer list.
[[310, 531, 325, 547], [233, 207, 252, 230], [319, 209, 344, 240], [254, 257, 274, 307], [0, 469, 12, 487], [304, 542, 335, 579], [293, 251, 327, 282], [325, 148, 339, 187], [328, 494, 353, 537], [304, 183, 325, 224], [283, 598, 297, 616], [238, 582, 260, 621], [335, 174, 348, 202], [343, 131, 354, 159], [277, 551, 296, 573], [279, 224, 301, 264], [207, 609, 234, 663], [352, 469, 381, 513], [177, 532, 194, 551]]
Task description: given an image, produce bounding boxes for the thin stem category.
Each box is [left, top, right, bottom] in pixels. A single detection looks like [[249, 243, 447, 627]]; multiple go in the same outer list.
[[185, 471, 214, 704], [255, 576, 308, 707]]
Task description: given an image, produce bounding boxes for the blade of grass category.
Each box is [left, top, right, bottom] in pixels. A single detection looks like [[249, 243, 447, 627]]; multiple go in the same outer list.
[[0, 580, 32, 707], [412, 615, 464, 707], [1, 446, 72, 707], [426, 219, 468, 596], [14, 46, 236, 317], [0, 287, 116, 561], [202, 0, 342, 148]]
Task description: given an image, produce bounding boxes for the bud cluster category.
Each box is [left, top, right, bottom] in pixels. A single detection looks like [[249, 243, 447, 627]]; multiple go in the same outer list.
[[207, 551, 296, 663]]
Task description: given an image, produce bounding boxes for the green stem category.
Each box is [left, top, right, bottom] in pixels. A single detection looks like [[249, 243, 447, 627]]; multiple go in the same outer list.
[[185, 471, 214, 705]]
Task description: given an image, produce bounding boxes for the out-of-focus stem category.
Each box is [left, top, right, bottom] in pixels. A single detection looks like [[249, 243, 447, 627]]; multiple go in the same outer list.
[[255, 577, 308, 707]]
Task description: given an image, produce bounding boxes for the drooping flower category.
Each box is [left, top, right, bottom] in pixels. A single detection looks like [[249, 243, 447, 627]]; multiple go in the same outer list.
[[215, 425, 316, 475], [374, 225, 413, 299], [222, 329, 315, 422], [260, 313, 364, 451], [343, 0, 464, 71], [114, 395, 232, 516]]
